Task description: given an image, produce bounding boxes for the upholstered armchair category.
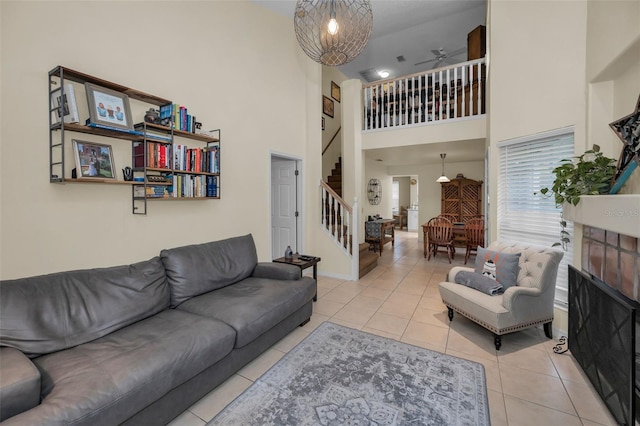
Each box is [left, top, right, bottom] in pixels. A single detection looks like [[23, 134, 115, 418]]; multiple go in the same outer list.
[[438, 241, 564, 350]]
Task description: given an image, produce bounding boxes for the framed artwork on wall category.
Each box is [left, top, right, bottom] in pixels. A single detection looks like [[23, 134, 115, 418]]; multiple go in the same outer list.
[[323, 95, 334, 118], [331, 81, 341, 102], [322, 116, 325, 130], [85, 83, 133, 130], [72, 139, 117, 180]]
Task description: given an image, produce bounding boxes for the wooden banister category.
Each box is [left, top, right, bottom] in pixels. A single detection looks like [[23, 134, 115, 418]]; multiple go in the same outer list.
[[322, 126, 341, 156]]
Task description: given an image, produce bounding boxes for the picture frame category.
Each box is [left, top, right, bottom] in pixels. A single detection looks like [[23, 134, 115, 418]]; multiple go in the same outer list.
[[51, 83, 79, 124], [85, 83, 133, 130], [323, 95, 334, 118], [331, 81, 341, 102], [72, 139, 117, 180]]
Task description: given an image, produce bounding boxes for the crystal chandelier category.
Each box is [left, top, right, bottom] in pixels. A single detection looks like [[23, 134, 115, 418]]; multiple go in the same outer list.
[[294, 0, 373, 66]]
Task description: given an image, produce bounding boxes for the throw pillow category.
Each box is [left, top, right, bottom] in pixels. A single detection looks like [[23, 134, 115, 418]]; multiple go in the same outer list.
[[454, 270, 504, 295], [474, 247, 520, 289]]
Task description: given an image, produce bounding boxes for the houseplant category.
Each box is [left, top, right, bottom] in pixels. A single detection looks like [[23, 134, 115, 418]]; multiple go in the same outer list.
[[537, 145, 617, 248]]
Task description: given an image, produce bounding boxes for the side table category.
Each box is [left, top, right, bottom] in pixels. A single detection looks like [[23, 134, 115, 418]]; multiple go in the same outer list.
[[273, 255, 320, 301]]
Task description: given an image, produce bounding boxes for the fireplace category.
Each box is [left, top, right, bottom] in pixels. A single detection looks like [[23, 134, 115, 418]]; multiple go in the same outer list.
[[568, 225, 640, 426]]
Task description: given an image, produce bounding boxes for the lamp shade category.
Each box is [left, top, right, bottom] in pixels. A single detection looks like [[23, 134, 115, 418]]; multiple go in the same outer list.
[[436, 153, 450, 183], [294, 0, 373, 66]]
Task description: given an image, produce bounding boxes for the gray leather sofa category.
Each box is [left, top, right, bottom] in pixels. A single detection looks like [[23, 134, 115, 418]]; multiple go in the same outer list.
[[0, 234, 316, 425]]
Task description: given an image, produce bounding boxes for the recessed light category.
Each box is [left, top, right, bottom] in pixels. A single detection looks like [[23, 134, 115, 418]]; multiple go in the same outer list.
[[378, 70, 390, 78]]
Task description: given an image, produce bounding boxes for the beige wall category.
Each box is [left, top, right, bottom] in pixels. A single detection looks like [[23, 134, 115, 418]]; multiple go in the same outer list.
[[0, 1, 322, 279], [487, 0, 588, 243], [487, 0, 640, 334], [321, 66, 347, 182]]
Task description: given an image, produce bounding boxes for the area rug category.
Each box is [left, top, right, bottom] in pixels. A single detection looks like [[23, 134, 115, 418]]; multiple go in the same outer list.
[[208, 322, 490, 425]]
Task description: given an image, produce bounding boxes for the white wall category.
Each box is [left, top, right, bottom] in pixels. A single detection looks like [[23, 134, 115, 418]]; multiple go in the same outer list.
[[487, 0, 588, 243], [321, 66, 347, 182], [0, 2, 322, 279], [486, 0, 640, 334]]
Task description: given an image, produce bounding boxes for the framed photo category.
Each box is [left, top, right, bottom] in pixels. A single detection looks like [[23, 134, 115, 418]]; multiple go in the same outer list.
[[331, 81, 341, 102], [322, 116, 325, 131], [51, 83, 79, 124], [72, 140, 117, 180], [85, 83, 133, 130], [323, 95, 334, 118]]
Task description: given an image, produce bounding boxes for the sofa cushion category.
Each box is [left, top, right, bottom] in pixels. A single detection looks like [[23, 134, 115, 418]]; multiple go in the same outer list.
[[454, 271, 503, 295], [176, 276, 316, 348], [0, 257, 169, 357], [0, 348, 40, 422], [161, 234, 259, 307], [474, 247, 520, 289], [6, 310, 236, 426]]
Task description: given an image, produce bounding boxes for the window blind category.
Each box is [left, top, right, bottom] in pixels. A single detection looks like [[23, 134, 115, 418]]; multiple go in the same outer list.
[[497, 128, 575, 308]]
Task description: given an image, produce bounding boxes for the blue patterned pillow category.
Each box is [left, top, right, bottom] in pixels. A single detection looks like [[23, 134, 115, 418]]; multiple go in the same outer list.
[[474, 247, 520, 289]]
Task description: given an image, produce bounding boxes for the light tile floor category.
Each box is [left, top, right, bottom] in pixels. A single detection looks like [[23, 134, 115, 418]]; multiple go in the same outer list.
[[169, 231, 616, 426]]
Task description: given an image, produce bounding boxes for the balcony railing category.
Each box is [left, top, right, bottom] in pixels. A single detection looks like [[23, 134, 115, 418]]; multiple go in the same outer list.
[[363, 58, 486, 131]]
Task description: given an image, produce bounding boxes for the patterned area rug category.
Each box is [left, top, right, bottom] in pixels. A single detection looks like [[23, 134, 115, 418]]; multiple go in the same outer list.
[[209, 322, 490, 425]]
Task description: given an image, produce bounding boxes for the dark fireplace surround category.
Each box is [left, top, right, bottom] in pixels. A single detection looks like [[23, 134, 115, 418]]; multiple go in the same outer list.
[[569, 225, 640, 425]]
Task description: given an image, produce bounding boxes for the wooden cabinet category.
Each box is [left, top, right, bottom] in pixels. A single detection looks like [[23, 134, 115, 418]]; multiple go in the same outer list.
[[441, 176, 483, 224], [467, 25, 486, 61], [48, 66, 221, 215]]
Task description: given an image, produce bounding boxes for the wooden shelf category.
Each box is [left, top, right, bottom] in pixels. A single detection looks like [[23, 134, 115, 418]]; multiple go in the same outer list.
[[65, 178, 135, 185], [50, 66, 171, 105], [51, 122, 146, 142], [134, 196, 220, 201], [49, 66, 221, 213]]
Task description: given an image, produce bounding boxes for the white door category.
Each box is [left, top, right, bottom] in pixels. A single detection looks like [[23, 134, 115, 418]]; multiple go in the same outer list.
[[271, 158, 299, 258]]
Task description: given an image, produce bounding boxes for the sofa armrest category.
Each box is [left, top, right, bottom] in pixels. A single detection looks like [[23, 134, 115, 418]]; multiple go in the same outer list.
[[0, 347, 41, 421], [446, 266, 475, 283], [252, 262, 301, 280], [502, 286, 541, 312]]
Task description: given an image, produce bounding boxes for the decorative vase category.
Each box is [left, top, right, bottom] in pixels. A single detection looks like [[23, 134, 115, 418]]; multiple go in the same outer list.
[[284, 246, 293, 259]]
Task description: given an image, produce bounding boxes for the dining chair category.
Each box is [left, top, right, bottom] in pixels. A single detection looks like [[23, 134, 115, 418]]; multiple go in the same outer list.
[[464, 217, 485, 264], [426, 216, 454, 263]]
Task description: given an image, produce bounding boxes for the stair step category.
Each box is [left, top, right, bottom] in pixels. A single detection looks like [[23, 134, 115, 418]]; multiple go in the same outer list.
[[359, 249, 378, 278], [328, 175, 341, 182]]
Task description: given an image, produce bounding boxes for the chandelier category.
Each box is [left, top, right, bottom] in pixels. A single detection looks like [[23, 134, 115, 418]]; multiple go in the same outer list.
[[294, 0, 373, 66]]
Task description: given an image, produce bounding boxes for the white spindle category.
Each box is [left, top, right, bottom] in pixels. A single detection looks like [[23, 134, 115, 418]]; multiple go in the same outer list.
[[361, 58, 485, 130]]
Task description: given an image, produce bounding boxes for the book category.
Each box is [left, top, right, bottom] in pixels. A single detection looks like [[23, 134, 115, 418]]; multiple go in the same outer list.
[[51, 83, 79, 124], [86, 121, 144, 135]]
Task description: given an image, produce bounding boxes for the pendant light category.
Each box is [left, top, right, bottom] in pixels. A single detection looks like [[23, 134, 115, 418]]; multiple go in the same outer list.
[[294, 0, 373, 67], [436, 153, 450, 183]]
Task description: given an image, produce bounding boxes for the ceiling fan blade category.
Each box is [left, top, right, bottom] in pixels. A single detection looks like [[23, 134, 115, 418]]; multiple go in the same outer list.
[[431, 60, 444, 69], [447, 47, 467, 57], [414, 58, 438, 66], [431, 49, 442, 56]]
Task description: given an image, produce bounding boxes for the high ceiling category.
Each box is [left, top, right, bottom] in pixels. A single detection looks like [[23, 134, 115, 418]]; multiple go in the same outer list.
[[255, 0, 486, 81], [253, 0, 488, 168]]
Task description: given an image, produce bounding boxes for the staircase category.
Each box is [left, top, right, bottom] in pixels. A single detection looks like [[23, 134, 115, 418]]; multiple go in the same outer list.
[[359, 243, 378, 278], [323, 157, 378, 278], [327, 158, 342, 197]]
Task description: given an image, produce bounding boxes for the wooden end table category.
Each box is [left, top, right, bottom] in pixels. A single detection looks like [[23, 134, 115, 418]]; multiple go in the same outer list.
[[273, 255, 320, 301]]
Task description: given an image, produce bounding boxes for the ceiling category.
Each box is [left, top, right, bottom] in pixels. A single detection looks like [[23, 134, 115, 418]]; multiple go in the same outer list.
[[253, 0, 488, 168]]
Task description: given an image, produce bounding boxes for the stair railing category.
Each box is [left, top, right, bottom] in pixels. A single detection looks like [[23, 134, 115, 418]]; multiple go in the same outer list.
[[320, 180, 354, 257], [322, 126, 341, 156]]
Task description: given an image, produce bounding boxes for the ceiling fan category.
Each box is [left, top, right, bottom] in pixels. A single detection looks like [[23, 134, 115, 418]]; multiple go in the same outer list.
[[414, 47, 466, 68]]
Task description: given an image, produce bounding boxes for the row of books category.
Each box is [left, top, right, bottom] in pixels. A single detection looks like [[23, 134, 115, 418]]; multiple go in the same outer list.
[[133, 142, 220, 173], [174, 143, 220, 173], [160, 103, 199, 133], [172, 175, 218, 198]]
